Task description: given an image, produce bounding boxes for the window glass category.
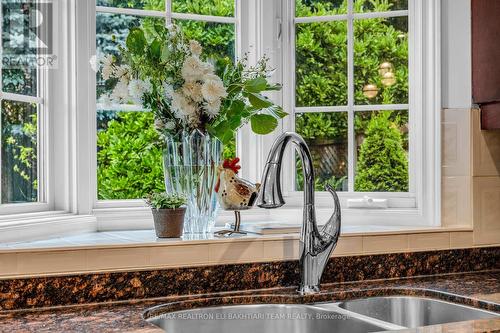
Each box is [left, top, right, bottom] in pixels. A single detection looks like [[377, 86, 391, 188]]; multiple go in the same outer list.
[[173, 0, 234, 17], [295, 21, 348, 107], [354, 17, 408, 105], [97, 0, 165, 11], [354, 0, 407, 13], [2, 1, 38, 96], [97, 110, 164, 200], [296, 0, 347, 16], [295, 112, 348, 191], [354, 110, 409, 192], [1, 100, 38, 204]]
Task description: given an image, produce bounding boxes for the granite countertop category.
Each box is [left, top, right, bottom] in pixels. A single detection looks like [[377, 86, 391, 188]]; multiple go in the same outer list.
[[0, 271, 499, 333]]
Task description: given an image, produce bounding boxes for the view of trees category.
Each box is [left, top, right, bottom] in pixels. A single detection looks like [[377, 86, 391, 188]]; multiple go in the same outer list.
[[1, 2, 39, 203], [96, 0, 409, 199]]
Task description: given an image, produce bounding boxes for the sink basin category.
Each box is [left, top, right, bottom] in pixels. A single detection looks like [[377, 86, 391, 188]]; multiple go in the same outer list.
[[337, 296, 499, 328], [146, 304, 390, 333]]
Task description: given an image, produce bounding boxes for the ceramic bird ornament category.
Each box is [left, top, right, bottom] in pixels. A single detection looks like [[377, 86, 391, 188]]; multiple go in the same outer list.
[[215, 158, 261, 236], [215, 158, 261, 210]]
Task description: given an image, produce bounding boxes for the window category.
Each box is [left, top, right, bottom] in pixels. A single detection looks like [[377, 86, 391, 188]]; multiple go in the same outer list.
[[91, 0, 440, 227], [0, 1, 49, 214], [289, 0, 410, 194], [272, 0, 440, 226], [0, 0, 441, 241], [95, 0, 238, 202]]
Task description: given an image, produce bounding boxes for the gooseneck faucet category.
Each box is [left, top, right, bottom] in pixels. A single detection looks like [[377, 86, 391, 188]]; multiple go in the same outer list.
[[257, 132, 341, 295]]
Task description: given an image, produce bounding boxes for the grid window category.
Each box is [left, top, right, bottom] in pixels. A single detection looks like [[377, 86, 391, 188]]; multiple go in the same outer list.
[[95, 0, 237, 200], [293, 0, 409, 194], [1, 1, 46, 206]]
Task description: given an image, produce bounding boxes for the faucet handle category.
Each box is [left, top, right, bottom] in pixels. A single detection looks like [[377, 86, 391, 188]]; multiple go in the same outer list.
[[320, 184, 342, 239]]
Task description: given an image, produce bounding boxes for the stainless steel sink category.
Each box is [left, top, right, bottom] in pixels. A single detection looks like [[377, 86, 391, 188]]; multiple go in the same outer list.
[[145, 296, 499, 332], [336, 296, 499, 328], [145, 304, 395, 333]]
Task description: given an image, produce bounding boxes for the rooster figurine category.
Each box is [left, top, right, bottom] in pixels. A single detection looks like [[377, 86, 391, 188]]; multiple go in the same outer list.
[[214, 158, 260, 236]]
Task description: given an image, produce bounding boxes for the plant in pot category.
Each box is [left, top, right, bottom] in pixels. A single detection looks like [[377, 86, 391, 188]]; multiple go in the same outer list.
[[146, 192, 187, 238]]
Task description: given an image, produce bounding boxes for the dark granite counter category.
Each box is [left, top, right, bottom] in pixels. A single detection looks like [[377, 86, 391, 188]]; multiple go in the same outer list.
[[1, 271, 499, 333]]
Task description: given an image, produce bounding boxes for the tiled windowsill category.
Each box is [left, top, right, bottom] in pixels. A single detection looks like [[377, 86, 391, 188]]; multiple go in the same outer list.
[[0, 226, 482, 279]]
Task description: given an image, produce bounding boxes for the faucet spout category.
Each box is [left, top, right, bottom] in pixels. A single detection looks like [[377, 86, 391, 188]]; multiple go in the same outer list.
[[257, 132, 341, 294]]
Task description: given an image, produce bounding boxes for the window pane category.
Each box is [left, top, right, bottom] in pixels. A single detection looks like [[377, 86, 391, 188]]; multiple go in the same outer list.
[[175, 20, 235, 60], [96, 13, 164, 99], [354, 17, 408, 105], [295, 112, 348, 191], [296, 0, 347, 16], [173, 0, 234, 17], [2, 1, 37, 96], [354, 0, 408, 13], [354, 110, 408, 192], [97, 110, 165, 200], [1, 100, 38, 204], [97, 0, 165, 11], [296, 21, 348, 107]]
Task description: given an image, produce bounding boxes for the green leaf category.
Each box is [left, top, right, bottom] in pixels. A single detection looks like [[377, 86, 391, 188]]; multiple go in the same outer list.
[[244, 77, 267, 93], [250, 114, 278, 135], [160, 44, 170, 61], [126, 28, 146, 55], [247, 92, 273, 109], [227, 100, 245, 117], [266, 105, 287, 119], [150, 39, 161, 59]]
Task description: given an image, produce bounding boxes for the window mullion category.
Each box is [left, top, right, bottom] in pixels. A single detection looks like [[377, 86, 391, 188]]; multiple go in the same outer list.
[[347, 0, 355, 193], [166, 0, 172, 24]]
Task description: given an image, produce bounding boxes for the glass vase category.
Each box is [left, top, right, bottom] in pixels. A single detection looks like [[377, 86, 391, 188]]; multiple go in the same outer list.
[[163, 130, 222, 234]]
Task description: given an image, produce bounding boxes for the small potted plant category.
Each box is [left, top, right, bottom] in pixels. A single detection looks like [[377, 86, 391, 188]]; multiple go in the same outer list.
[[146, 192, 187, 238]]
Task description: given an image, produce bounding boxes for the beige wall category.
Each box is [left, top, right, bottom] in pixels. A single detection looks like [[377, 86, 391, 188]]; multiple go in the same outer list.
[[442, 108, 500, 246]]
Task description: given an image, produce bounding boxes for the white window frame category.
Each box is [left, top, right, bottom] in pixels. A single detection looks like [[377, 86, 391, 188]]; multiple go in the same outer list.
[[92, 0, 441, 229], [0, 1, 50, 215], [1, 0, 441, 239], [239, 0, 441, 227]]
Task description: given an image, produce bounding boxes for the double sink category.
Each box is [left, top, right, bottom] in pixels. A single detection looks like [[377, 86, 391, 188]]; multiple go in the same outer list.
[[146, 296, 499, 332]]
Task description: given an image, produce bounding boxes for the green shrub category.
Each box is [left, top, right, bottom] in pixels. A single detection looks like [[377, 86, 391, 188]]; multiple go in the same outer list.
[[354, 112, 408, 192], [97, 112, 165, 199]]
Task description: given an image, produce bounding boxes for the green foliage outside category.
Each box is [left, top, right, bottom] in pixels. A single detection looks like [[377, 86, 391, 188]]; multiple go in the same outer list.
[[97, 112, 165, 199], [355, 112, 408, 191], [295, 0, 409, 192], [97, 0, 409, 199]]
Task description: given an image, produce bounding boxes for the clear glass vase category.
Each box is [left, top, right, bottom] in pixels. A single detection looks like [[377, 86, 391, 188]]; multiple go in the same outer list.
[[163, 130, 222, 234]]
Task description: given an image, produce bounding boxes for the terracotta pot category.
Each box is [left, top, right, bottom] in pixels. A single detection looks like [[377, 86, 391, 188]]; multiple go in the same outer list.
[[151, 207, 186, 238]]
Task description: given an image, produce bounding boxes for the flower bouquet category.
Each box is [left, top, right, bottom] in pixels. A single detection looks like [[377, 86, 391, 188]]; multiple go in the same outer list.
[[93, 22, 285, 233]]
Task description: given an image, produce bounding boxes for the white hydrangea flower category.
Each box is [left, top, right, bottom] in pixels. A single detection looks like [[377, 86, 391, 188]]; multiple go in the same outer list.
[[171, 92, 196, 119], [164, 121, 176, 130], [114, 65, 131, 82], [201, 75, 227, 102], [128, 79, 151, 103], [163, 82, 174, 99], [89, 55, 99, 73], [166, 24, 180, 35], [110, 80, 130, 104], [181, 56, 204, 82], [101, 54, 114, 80], [99, 94, 113, 108], [182, 81, 203, 103], [189, 40, 202, 56], [202, 61, 215, 75], [204, 99, 221, 118]]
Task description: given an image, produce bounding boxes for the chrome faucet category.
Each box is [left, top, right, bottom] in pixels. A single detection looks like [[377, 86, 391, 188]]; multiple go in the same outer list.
[[257, 132, 341, 295]]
